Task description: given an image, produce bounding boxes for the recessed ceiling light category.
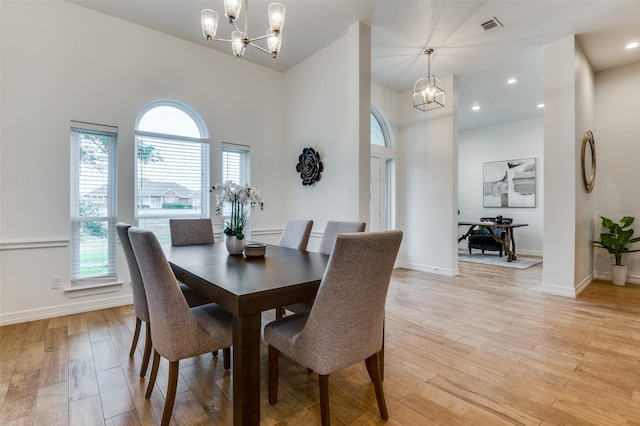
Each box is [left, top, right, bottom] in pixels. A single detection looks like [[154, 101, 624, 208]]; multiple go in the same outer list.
[[537, 103, 544, 109], [472, 105, 481, 111], [507, 78, 517, 84], [626, 42, 639, 49]]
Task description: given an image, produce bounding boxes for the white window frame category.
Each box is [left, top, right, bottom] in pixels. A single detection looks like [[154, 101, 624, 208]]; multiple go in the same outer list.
[[70, 121, 118, 285], [220, 142, 251, 236], [222, 142, 250, 185], [370, 105, 396, 231], [134, 100, 210, 243]]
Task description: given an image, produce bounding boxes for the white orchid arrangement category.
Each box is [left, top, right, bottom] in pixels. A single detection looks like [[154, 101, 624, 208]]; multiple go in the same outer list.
[[211, 181, 264, 240]]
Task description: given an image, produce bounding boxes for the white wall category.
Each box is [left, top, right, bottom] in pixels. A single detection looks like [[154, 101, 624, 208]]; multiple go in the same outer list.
[[542, 36, 579, 297], [593, 61, 640, 282], [574, 43, 596, 291], [541, 36, 601, 297], [458, 117, 544, 256], [395, 76, 459, 276], [281, 22, 371, 251], [0, 1, 286, 324]]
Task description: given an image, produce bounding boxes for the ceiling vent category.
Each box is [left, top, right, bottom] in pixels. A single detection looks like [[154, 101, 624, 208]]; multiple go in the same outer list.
[[480, 17, 503, 32]]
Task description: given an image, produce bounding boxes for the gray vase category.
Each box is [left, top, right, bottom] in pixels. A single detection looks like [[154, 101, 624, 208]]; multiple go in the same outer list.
[[225, 235, 245, 255]]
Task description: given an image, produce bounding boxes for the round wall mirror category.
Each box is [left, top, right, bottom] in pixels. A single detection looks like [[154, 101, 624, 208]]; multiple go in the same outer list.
[[581, 130, 596, 193]]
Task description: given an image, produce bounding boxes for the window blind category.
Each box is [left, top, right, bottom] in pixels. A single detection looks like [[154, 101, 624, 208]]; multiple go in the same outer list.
[[222, 143, 250, 185], [70, 123, 118, 283], [136, 135, 210, 244], [370, 112, 387, 147], [221, 144, 251, 221]]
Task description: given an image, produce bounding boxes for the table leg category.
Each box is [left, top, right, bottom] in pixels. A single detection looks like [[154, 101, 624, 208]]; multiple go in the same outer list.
[[458, 225, 478, 243], [232, 313, 262, 426], [508, 228, 517, 261]]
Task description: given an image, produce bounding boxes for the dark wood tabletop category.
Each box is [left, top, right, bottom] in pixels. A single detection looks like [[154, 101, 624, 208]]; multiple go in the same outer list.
[[163, 242, 329, 426]]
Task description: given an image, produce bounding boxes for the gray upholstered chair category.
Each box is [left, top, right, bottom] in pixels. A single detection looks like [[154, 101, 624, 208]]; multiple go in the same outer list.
[[116, 222, 222, 380], [318, 220, 366, 255], [168, 219, 215, 307], [264, 230, 402, 426], [128, 226, 233, 426], [169, 218, 214, 246], [116, 222, 154, 378], [275, 219, 314, 319], [276, 220, 366, 320], [278, 219, 313, 250]]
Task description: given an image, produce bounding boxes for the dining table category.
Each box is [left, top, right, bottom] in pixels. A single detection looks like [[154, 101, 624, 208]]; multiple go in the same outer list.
[[163, 242, 330, 426]]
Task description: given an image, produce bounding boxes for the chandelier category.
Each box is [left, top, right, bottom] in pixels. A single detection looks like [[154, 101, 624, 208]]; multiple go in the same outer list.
[[413, 48, 445, 112], [201, 0, 286, 59]]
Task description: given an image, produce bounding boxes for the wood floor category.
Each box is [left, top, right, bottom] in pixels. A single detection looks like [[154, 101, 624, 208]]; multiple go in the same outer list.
[[2, 261, 640, 425]]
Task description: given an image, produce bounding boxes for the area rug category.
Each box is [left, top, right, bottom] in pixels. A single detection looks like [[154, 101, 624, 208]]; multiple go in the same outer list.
[[458, 252, 542, 270]]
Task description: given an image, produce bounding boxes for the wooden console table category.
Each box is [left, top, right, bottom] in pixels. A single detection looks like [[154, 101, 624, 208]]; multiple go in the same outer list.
[[458, 222, 528, 262]]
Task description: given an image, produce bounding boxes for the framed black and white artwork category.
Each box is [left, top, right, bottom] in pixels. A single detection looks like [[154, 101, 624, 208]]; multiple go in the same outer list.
[[483, 158, 536, 208]]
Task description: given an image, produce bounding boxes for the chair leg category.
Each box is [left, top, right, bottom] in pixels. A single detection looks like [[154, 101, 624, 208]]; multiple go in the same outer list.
[[365, 352, 388, 420], [161, 360, 179, 426], [223, 347, 231, 370], [268, 345, 279, 405], [381, 319, 385, 381], [129, 317, 142, 358], [275, 307, 285, 320], [319, 374, 331, 426], [145, 350, 161, 399], [139, 322, 152, 378]]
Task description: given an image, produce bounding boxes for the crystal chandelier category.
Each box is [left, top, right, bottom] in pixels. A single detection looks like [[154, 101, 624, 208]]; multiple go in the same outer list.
[[413, 48, 445, 112], [201, 0, 286, 59]]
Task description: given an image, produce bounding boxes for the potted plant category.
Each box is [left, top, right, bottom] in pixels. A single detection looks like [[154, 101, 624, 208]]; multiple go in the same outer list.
[[592, 216, 640, 285], [211, 181, 264, 254]]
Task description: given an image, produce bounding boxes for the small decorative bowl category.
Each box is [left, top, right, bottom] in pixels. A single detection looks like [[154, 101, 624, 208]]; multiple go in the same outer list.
[[244, 243, 266, 258]]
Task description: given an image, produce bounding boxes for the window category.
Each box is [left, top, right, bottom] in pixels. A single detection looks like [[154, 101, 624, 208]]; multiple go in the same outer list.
[[135, 100, 210, 243], [220, 143, 251, 228], [222, 143, 250, 185], [70, 122, 118, 284], [370, 106, 395, 231], [370, 112, 387, 147]]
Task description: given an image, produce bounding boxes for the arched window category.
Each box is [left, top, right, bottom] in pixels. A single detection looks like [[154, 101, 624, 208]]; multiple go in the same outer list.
[[370, 104, 395, 231], [370, 111, 387, 147], [135, 100, 210, 242]]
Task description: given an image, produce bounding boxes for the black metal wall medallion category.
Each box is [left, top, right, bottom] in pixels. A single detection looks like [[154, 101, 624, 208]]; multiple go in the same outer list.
[[296, 147, 323, 186]]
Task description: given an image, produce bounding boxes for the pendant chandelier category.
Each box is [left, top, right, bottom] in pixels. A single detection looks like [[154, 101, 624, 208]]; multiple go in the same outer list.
[[201, 0, 286, 59], [413, 48, 445, 112]]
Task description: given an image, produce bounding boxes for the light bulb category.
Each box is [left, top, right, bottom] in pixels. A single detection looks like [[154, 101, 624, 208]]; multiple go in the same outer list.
[[224, 0, 242, 22], [201, 9, 219, 40], [268, 3, 286, 32]]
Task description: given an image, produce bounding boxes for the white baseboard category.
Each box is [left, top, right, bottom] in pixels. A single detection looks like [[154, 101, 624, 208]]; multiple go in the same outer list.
[[395, 261, 458, 277], [575, 273, 593, 296], [540, 282, 577, 298], [0, 294, 133, 326], [593, 270, 640, 285]]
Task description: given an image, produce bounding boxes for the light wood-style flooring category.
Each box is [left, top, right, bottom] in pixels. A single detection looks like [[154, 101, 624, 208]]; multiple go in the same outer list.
[[2, 261, 640, 425]]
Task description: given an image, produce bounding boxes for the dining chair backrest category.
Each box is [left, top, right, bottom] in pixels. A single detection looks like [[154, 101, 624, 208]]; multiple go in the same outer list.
[[128, 226, 213, 361], [116, 222, 149, 323], [296, 230, 402, 375], [278, 219, 313, 250], [317, 220, 366, 255], [169, 218, 215, 246]]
